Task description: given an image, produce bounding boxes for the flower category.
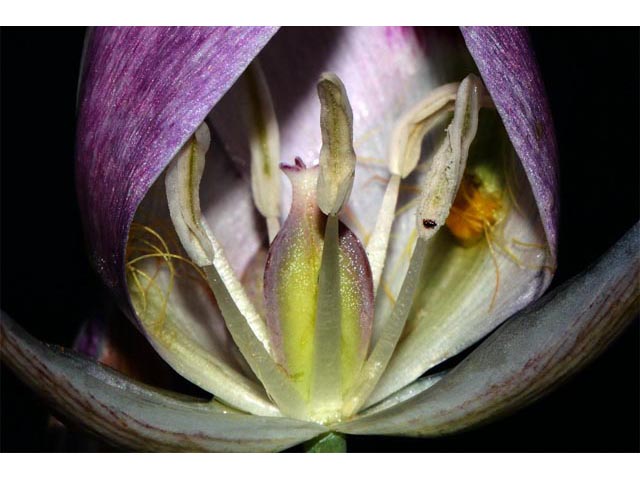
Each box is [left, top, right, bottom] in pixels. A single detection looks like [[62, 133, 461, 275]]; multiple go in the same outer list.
[[0, 27, 637, 452]]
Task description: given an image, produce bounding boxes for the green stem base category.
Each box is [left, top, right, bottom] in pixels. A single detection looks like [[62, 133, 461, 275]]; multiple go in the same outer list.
[[303, 432, 347, 453]]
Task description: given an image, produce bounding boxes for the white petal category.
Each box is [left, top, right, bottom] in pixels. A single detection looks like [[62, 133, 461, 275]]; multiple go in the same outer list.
[[0, 314, 326, 452], [337, 223, 638, 435]]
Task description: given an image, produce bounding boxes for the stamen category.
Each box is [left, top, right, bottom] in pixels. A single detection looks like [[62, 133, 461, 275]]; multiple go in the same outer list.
[[245, 60, 282, 243], [343, 75, 485, 416], [367, 81, 469, 297], [366, 173, 401, 294], [343, 236, 429, 418], [316, 73, 357, 216], [416, 74, 483, 241], [388, 82, 459, 178], [202, 264, 307, 418], [165, 123, 307, 419], [164, 124, 215, 266]]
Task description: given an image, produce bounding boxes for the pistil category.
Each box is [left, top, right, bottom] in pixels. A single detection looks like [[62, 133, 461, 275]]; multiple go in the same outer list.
[[310, 74, 359, 422]]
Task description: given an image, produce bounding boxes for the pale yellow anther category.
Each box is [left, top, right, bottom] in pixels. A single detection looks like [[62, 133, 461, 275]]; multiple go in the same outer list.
[[389, 82, 460, 178], [368, 82, 462, 295], [416, 74, 483, 241], [316, 72, 357, 216], [245, 61, 282, 242], [165, 123, 215, 267]]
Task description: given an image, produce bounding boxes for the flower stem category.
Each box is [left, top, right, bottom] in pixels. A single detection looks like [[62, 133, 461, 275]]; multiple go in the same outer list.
[[304, 432, 347, 453]]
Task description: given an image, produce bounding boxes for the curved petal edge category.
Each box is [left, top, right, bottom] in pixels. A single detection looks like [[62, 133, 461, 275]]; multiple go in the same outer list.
[[461, 26, 559, 258], [0, 313, 325, 452], [76, 27, 278, 300]]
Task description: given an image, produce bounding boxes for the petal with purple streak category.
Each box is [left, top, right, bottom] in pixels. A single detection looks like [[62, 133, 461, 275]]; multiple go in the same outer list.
[[0, 312, 326, 452], [461, 27, 559, 257], [76, 27, 277, 300]]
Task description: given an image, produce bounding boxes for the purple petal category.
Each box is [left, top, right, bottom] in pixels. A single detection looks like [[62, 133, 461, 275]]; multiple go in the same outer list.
[[76, 27, 277, 302], [461, 27, 559, 257]]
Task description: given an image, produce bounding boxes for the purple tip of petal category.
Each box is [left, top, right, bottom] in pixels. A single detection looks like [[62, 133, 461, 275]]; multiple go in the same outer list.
[[76, 27, 278, 302], [461, 27, 559, 258]]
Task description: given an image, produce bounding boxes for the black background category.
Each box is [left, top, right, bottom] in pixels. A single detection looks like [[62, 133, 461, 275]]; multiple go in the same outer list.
[[1, 27, 638, 452]]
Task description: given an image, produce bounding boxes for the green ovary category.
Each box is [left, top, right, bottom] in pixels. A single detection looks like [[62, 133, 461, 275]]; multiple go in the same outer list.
[[277, 232, 322, 398], [275, 225, 368, 402], [267, 167, 372, 413]]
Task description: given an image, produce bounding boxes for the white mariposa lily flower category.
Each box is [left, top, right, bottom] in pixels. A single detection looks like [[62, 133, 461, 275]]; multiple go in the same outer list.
[[1, 27, 637, 452]]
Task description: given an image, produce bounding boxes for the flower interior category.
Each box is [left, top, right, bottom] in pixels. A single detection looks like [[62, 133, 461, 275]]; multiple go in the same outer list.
[[125, 37, 554, 425]]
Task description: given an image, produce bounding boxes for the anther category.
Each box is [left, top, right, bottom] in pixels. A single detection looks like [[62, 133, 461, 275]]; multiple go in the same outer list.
[[416, 74, 483, 241], [316, 72, 357, 216]]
